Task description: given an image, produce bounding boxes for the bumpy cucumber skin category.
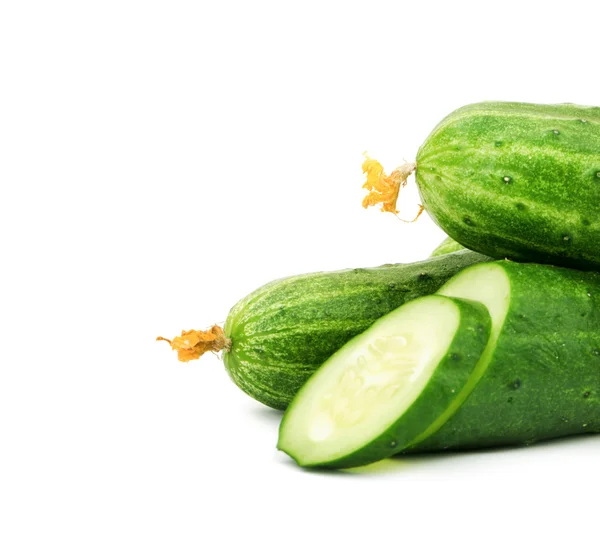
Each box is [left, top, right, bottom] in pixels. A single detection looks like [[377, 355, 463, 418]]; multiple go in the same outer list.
[[416, 102, 600, 270], [281, 297, 491, 469], [410, 261, 600, 453], [430, 236, 466, 257], [223, 250, 491, 410]]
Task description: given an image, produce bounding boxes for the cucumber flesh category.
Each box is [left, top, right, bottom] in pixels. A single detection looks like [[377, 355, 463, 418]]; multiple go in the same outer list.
[[439, 262, 510, 328], [277, 295, 491, 468]]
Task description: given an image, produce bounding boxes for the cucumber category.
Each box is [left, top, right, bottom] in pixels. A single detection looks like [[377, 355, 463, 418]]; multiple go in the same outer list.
[[430, 236, 465, 257], [363, 102, 600, 270], [278, 260, 600, 468], [158, 250, 490, 410], [277, 295, 491, 468], [409, 260, 600, 452]]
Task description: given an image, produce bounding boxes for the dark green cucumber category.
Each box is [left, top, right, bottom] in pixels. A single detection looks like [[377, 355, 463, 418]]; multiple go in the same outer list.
[[416, 102, 600, 270], [430, 236, 466, 257], [223, 250, 490, 409], [407, 260, 600, 452], [277, 295, 491, 468]]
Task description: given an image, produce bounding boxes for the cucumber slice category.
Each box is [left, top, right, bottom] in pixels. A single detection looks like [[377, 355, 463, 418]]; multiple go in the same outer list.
[[277, 295, 491, 469]]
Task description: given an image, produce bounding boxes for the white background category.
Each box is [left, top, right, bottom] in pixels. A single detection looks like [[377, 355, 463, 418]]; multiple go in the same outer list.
[[2, 1, 600, 552]]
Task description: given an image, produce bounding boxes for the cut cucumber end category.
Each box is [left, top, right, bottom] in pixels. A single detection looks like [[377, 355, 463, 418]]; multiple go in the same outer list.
[[439, 262, 511, 337], [402, 262, 511, 449], [277, 295, 491, 468]]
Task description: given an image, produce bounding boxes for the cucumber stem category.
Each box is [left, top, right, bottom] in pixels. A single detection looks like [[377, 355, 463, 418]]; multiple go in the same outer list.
[[156, 325, 231, 362], [361, 154, 421, 221]]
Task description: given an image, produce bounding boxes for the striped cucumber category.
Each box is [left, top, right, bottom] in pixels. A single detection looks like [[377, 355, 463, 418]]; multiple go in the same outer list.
[[279, 260, 600, 468], [363, 102, 600, 270], [158, 250, 490, 410]]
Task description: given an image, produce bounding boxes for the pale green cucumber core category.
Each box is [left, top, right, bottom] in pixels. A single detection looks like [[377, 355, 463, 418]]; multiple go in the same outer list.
[[278, 296, 462, 466], [407, 263, 511, 447]]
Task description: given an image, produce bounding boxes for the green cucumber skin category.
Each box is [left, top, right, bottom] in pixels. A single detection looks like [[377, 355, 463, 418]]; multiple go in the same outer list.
[[430, 236, 466, 257], [416, 102, 600, 270], [410, 261, 600, 453], [294, 297, 492, 469], [222, 250, 491, 410]]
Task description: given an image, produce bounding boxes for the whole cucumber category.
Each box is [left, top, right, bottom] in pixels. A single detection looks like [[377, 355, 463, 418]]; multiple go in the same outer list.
[[364, 102, 600, 270], [159, 250, 490, 410]]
